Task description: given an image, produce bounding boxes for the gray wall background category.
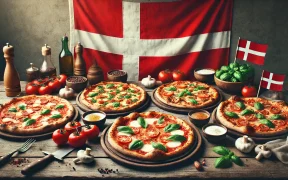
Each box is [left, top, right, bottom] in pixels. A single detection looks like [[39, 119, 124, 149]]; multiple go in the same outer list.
[[0, 0, 287, 90]]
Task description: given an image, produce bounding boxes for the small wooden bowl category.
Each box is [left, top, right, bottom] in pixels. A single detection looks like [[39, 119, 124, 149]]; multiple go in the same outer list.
[[202, 123, 227, 143], [214, 75, 245, 94], [194, 68, 215, 83], [66, 76, 88, 93], [107, 70, 128, 82], [188, 110, 210, 127], [82, 111, 107, 128]]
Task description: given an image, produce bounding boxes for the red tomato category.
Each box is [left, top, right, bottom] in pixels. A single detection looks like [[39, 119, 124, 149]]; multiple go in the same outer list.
[[163, 91, 174, 96], [68, 131, 87, 148], [159, 134, 170, 143], [270, 106, 281, 114], [241, 86, 257, 97], [154, 121, 167, 128], [131, 127, 140, 134], [64, 121, 82, 134], [25, 83, 39, 95], [158, 69, 173, 83], [146, 127, 160, 138], [82, 125, 100, 140], [38, 85, 52, 95], [58, 74, 67, 87], [172, 70, 186, 81], [48, 79, 62, 92], [117, 135, 132, 144], [52, 129, 69, 146]]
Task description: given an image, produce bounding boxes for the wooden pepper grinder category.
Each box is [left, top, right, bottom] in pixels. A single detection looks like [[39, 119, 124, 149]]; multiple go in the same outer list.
[[74, 42, 86, 77], [3, 43, 21, 97], [87, 60, 104, 85]]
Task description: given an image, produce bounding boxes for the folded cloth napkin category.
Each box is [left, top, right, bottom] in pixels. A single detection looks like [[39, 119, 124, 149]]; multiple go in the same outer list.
[[264, 136, 288, 164]]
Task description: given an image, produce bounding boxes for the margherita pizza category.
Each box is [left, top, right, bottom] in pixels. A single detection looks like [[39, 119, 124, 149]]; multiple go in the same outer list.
[[80, 82, 147, 113], [0, 95, 74, 135], [216, 96, 288, 136], [108, 111, 194, 161], [155, 81, 219, 109]]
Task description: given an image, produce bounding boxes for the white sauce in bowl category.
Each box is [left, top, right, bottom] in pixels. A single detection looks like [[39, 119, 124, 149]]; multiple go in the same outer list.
[[204, 125, 227, 136], [196, 69, 215, 75]]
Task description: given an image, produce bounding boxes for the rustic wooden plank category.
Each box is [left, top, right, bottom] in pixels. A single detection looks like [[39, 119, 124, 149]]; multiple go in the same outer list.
[[0, 157, 287, 179]]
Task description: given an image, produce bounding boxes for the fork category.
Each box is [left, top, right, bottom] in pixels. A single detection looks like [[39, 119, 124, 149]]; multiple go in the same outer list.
[[0, 138, 36, 167]]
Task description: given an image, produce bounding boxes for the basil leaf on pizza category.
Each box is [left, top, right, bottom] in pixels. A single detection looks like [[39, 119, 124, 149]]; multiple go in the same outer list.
[[225, 111, 239, 118], [19, 104, 26, 110], [164, 124, 180, 132], [256, 113, 265, 119], [88, 92, 98, 97], [51, 114, 62, 119], [55, 104, 64, 109], [269, 114, 283, 120], [259, 119, 275, 128], [8, 108, 17, 112], [189, 98, 197, 105], [23, 118, 30, 122], [41, 109, 51, 115], [108, 94, 114, 100], [137, 117, 148, 128], [132, 98, 138, 102], [158, 116, 165, 124], [235, 102, 245, 110], [240, 109, 254, 116], [113, 102, 120, 107], [213, 146, 231, 155], [129, 140, 144, 150], [116, 89, 120, 94], [106, 83, 114, 88], [91, 98, 97, 103], [254, 102, 264, 110], [124, 94, 131, 99], [117, 126, 134, 134], [151, 142, 167, 152], [167, 134, 186, 142], [177, 91, 186, 97], [165, 86, 177, 91], [25, 119, 36, 126]]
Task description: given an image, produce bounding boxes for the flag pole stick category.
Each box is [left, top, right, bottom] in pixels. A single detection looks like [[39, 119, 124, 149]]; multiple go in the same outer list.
[[257, 70, 264, 97], [234, 37, 240, 63]]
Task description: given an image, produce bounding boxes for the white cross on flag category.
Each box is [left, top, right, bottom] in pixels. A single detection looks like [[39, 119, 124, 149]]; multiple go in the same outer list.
[[260, 70, 285, 92], [236, 38, 268, 65], [69, 0, 233, 81]]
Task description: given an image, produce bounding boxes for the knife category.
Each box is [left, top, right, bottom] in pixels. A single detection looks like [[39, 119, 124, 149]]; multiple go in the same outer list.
[[21, 146, 74, 175]]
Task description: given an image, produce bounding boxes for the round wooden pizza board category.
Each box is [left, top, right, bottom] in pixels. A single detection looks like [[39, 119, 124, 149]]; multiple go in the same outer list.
[[210, 107, 288, 142], [100, 123, 202, 168], [0, 105, 80, 141], [151, 89, 223, 114], [76, 91, 151, 118]]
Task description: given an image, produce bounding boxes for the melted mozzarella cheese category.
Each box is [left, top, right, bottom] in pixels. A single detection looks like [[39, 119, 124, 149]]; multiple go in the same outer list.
[[117, 132, 132, 136], [26, 109, 34, 114], [41, 117, 50, 122], [33, 103, 41, 107], [87, 97, 92, 100], [31, 114, 41, 120], [145, 118, 157, 125], [166, 141, 181, 148], [170, 130, 184, 136], [42, 121, 49, 126], [15, 112, 22, 117], [34, 99, 41, 104], [2, 118, 19, 123], [140, 144, 154, 153], [46, 102, 56, 107], [129, 120, 141, 128], [51, 111, 60, 115]]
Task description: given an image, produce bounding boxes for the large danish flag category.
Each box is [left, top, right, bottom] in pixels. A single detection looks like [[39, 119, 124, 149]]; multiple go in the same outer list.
[[236, 39, 268, 65], [69, 0, 233, 81], [260, 70, 285, 91]]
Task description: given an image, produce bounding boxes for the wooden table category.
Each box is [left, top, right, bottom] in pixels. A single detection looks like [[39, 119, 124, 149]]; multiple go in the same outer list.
[[0, 81, 287, 180]]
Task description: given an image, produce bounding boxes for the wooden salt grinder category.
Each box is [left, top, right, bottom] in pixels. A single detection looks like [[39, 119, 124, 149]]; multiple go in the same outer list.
[[87, 60, 104, 85], [74, 42, 86, 77], [3, 43, 21, 97]]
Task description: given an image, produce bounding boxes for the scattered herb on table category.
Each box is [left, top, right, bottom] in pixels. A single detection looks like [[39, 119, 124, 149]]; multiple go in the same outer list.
[[213, 146, 243, 168]]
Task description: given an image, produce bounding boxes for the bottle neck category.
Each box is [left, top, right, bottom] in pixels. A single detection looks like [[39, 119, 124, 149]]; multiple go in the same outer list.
[[61, 38, 72, 55]]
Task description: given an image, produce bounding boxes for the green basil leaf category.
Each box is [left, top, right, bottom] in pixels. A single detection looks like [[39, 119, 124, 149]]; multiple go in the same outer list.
[[97, 85, 103, 89], [116, 89, 120, 94], [137, 117, 148, 128], [235, 102, 245, 110], [106, 84, 114, 88], [231, 155, 243, 166], [103, 102, 108, 106], [51, 114, 62, 119], [91, 98, 97, 103], [127, 88, 135, 93], [259, 119, 275, 128], [158, 116, 165, 124], [88, 92, 98, 97], [194, 86, 205, 91], [113, 102, 120, 107], [189, 98, 198, 105], [185, 89, 192, 96], [254, 102, 264, 110], [132, 98, 138, 102], [129, 140, 144, 150], [25, 119, 36, 126], [151, 142, 167, 152], [164, 124, 180, 132], [117, 126, 134, 134], [177, 91, 186, 97], [108, 93, 114, 100], [214, 156, 232, 168], [189, 83, 195, 87], [269, 114, 283, 120], [240, 109, 254, 116], [124, 94, 131, 99], [19, 105, 26, 110], [98, 89, 105, 93], [167, 135, 186, 142], [256, 113, 265, 119], [225, 111, 239, 118], [165, 86, 177, 91], [23, 118, 30, 122], [41, 109, 51, 115], [55, 104, 64, 109], [213, 146, 231, 156], [8, 108, 17, 112]]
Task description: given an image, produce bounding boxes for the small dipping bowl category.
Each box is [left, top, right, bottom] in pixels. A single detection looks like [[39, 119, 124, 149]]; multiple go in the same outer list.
[[66, 76, 88, 93], [194, 68, 215, 83], [107, 70, 128, 83], [82, 111, 107, 128], [188, 110, 210, 127], [202, 123, 227, 143]]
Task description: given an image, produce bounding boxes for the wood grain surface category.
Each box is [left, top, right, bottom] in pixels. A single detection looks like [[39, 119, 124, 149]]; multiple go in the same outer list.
[[0, 81, 287, 180]]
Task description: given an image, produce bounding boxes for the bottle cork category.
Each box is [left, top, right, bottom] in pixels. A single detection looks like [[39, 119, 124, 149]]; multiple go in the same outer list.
[[42, 44, 51, 56]]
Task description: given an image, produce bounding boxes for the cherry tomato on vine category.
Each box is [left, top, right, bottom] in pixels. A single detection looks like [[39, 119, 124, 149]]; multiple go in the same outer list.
[[52, 129, 69, 146], [25, 83, 39, 95], [38, 85, 52, 95], [64, 121, 82, 134], [158, 69, 173, 83], [68, 131, 87, 148], [241, 86, 257, 97], [82, 125, 100, 140]]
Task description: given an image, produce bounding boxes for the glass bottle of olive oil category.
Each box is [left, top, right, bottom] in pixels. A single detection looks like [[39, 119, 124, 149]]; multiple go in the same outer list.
[[59, 35, 73, 76]]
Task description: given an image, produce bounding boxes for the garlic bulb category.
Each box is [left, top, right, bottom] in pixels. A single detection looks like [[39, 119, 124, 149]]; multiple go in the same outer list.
[[235, 135, 255, 153], [73, 148, 94, 164], [59, 86, 75, 99], [141, 75, 156, 88]]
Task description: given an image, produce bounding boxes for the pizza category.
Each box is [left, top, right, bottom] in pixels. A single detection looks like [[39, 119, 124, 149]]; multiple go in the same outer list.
[[107, 111, 194, 161], [216, 96, 288, 136], [80, 82, 147, 113], [0, 95, 74, 135], [155, 81, 219, 109]]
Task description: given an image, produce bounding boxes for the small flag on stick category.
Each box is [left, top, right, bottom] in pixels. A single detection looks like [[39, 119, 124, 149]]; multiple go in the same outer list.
[[235, 38, 268, 65]]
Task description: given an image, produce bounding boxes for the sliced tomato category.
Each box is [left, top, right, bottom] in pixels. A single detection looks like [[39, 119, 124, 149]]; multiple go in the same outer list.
[[110, 92, 116, 96], [159, 134, 170, 143], [257, 124, 270, 132], [131, 127, 140, 134], [163, 91, 174, 97], [243, 114, 257, 121], [197, 93, 210, 98], [146, 128, 159, 138], [236, 119, 248, 126], [98, 100, 104, 104], [122, 84, 129, 90], [263, 103, 272, 108], [177, 84, 187, 88], [136, 133, 150, 141], [154, 121, 167, 128], [273, 120, 286, 126], [117, 135, 132, 144], [260, 109, 270, 115], [126, 99, 132, 104], [270, 106, 281, 114], [229, 104, 242, 112], [246, 99, 255, 106]]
